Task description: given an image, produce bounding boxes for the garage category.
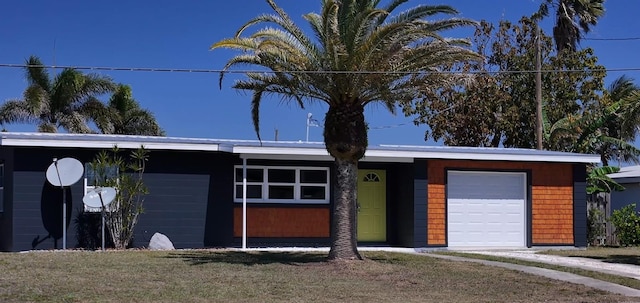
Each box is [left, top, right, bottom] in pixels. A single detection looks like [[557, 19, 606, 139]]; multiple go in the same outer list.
[[447, 171, 527, 248]]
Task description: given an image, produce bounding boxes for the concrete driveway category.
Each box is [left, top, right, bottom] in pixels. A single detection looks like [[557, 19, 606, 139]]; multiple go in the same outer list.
[[462, 250, 640, 280]]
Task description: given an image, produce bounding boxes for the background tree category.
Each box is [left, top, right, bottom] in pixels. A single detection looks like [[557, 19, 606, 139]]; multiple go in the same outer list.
[[90, 84, 165, 136], [406, 18, 605, 148], [0, 55, 114, 133], [212, 0, 479, 260], [537, 0, 605, 52]]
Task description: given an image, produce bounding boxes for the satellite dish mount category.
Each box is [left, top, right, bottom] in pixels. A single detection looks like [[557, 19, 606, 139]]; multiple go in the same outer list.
[[45, 157, 84, 250], [82, 187, 116, 251]]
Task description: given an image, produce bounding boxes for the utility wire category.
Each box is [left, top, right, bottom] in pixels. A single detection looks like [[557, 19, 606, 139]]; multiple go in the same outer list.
[[1, 63, 639, 75], [583, 37, 640, 41]]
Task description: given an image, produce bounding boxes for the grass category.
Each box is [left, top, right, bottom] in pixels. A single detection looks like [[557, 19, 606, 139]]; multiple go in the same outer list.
[[541, 246, 640, 266], [438, 251, 640, 291], [1, 250, 638, 302]]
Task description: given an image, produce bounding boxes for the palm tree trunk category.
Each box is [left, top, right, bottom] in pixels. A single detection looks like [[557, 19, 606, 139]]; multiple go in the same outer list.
[[324, 101, 367, 261], [329, 157, 362, 260]]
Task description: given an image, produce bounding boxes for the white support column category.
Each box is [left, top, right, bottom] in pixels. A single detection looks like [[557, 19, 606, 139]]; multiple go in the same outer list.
[[242, 157, 248, 250]]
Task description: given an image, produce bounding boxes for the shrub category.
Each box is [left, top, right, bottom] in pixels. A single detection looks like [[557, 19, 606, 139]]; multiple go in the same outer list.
[[90, 146, 149, 249], [610, 203, 640, 246], [587, 207, 605, 246]]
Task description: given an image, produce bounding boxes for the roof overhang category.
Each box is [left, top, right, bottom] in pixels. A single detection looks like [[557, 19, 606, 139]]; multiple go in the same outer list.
[[235, 146, 414, 163], [0, 132, 601, 164], [0, 133, 226, 152]]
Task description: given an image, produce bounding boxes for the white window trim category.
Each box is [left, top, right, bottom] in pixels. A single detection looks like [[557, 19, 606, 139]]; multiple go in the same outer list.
[[234, 165, 330, 204], [83, 164, 119, 212]]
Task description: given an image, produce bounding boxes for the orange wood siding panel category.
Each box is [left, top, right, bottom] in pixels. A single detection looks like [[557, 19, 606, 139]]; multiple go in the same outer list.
[[233, 207, 330, 238], [427, 160, 574, 246]]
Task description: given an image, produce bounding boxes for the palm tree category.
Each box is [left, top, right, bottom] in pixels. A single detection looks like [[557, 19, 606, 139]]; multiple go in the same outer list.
[[91, 84, 165, 136], [598, 75, 640, 164], [0, 55, 114, 133], [546, 99, 640, 166], [537, 0, 605, 52], [212, 0, 479, 260]]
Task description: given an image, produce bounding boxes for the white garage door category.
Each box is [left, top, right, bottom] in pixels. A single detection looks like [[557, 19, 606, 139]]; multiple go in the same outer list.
[[447, 171, 526, 248]]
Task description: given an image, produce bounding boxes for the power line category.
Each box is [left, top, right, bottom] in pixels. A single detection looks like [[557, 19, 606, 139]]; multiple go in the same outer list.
[[1, 63, 640, 75], [584, 37, 640, 41]]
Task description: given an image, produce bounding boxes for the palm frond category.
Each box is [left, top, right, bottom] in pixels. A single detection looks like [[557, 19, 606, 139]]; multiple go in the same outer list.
[[0, 99, 39, 125], [24, 55, 51, 93]]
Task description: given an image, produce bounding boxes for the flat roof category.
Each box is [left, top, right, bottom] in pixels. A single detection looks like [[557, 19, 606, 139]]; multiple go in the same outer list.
[[608, 165, 640, 182], [0, 132, 601, 164]]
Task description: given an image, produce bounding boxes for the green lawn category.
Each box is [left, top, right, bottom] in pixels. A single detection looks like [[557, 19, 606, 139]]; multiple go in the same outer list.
[[541, 247, 640, 266], [0, 250, 637, 303]]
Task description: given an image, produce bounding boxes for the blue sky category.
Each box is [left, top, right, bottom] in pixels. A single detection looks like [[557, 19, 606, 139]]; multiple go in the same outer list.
[[1, 1, 639, 145]]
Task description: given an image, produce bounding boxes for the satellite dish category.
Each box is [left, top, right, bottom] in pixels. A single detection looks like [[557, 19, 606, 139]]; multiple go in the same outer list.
[[46, 158, 84, 187], [82, 187, 117, 208]]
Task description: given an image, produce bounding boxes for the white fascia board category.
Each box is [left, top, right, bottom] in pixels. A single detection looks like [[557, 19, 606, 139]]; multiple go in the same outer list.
[[234, 145, 599, 164], [235, 146, 413, 163], [1, 138, 221, 152], [371, 149, 600, 163]]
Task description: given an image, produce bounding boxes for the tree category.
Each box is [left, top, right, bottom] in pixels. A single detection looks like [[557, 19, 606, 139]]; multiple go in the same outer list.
[[89, 146, 149, 249], [91, 84, 165, 136], [212, 0, 479, 260], [592, 75, 640, 165], [537, 0, 605, 52], [0, 55, 114, 133], [406, 18, 605, 148]]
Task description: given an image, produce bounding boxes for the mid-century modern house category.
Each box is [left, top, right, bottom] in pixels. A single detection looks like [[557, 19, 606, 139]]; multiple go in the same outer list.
[[0, 132, 599, 252]]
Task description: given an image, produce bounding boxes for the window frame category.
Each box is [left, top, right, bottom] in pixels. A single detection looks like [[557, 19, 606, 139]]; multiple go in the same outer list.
[[83, 163, 119, 212], [233, 165, 330, 204]]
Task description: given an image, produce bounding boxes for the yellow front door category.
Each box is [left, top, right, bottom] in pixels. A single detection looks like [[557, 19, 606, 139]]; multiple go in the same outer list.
[[357, 169, 386, 242]]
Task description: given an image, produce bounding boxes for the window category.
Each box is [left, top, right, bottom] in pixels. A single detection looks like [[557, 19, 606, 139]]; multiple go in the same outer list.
[[234, 166, 330, 204], [363, 172, 380, 182], [84, 163, 118, 212]]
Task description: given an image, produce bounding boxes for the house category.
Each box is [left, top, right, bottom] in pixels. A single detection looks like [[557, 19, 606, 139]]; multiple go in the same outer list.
[[0, 132, 599, 252], [608, 166, 640, 213]]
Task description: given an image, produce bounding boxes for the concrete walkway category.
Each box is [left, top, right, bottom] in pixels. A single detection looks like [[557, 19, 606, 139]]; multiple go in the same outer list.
[[462, 250, 640, 280], [425, 251, 640, 298]]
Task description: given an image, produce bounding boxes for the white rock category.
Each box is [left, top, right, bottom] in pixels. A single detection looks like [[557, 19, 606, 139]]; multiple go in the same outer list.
[[148, 232, 175, 250]]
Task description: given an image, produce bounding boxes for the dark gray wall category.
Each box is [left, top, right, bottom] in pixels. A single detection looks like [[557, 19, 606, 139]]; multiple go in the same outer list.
[[392, 163, 414, 247], [573, 164, 588, 247], [13, 171, 84, 251], [611, 182, 640, 213], [8, 147, 236, 251], [0, 148, 14, 251], [413, 160, 428, 248], [134, 173, 210, 248]]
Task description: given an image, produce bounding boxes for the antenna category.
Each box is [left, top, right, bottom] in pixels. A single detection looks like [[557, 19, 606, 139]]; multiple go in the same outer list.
[[306, 113, 320, 142], [45, 157, 83, 250], [82, 187, 116, 251]]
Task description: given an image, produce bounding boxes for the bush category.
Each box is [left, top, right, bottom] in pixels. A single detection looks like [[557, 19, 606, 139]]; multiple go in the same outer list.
[[610, 203, 640, 246], [587, 208, 605, 246], [74, 211, 113, 250]]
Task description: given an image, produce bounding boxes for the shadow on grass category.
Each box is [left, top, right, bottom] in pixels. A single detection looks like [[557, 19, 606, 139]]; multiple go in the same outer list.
[[571, 255, 640, 266], [165, 251, 328, 266]]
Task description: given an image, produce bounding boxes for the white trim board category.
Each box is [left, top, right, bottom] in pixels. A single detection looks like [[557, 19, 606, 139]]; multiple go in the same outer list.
[[0, 132, 601, 164]]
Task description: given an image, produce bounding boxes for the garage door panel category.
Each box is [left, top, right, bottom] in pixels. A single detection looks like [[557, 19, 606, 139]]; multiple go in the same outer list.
[[447, 171, 526, 248]]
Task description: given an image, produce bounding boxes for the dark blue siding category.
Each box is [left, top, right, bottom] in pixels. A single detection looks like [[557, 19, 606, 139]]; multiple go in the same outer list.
[[0, 147, 14, 251], [573, 164, 588, 247], [393, 163, 414, 247], [13, 171, 83, 251], [134, 173, 210, 248], [413, 160, 428, 248]]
